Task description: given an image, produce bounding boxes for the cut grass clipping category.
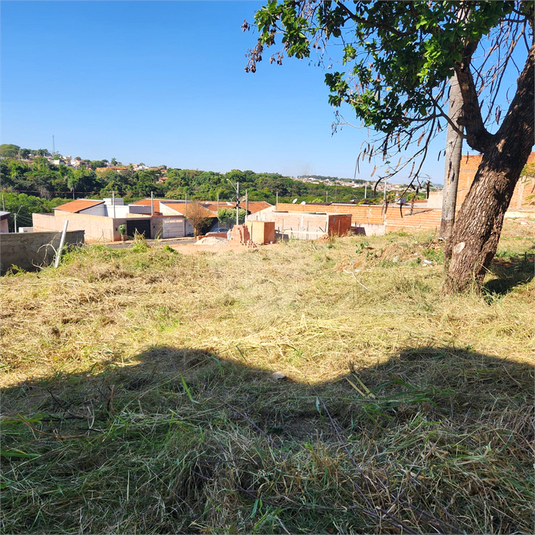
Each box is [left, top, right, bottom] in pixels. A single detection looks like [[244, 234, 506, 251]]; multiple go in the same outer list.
[[1, 219, 534, 533]]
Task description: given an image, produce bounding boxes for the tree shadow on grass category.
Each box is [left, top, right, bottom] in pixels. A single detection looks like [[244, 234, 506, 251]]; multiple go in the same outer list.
[[1, 345, 533, 534], [483, 252, 534, 296]]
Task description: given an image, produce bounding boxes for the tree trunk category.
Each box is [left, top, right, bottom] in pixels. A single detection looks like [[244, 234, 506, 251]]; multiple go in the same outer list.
[[444, 148, 528, 292], [444, 42, 534, 293], [440, 74, 463, 240]]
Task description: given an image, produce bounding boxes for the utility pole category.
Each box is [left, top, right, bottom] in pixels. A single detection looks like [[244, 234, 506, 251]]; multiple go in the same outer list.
[[236, 181, 240, 226], [150, 191, 154, 216], [226, 179, 240, 227], [245, 190, 249, 223]]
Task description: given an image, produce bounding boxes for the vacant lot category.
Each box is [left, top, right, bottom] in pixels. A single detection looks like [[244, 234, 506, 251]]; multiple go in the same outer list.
[[1, 219, 533, 534]]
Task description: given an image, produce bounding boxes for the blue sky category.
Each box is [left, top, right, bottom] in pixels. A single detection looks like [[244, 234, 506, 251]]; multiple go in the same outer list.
[[0, 1, 506, 183]]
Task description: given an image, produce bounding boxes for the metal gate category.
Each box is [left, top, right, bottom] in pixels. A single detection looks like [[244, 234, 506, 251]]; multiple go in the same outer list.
[[126, 219, 151, 238], [162, 218, 184, 238]]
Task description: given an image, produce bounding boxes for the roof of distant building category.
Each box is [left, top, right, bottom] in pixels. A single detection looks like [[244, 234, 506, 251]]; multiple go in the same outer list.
[[161, 201, 217, 219], [130, 198, 164, 215], [131, 198, 272, 218], [54, 200, 104, 213]]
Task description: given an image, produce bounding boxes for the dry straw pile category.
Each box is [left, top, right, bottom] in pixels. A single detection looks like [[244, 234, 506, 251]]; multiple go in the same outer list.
[[1, 220, 533, 533]]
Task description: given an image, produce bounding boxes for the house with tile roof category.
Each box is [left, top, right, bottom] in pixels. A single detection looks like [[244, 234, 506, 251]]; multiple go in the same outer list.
[[33, 197, 181, 242], [53, 199, 106, 215], [32, 197, 275, 242]]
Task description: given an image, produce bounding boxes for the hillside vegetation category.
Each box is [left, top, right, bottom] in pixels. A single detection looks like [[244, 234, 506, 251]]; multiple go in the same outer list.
[[1, 220, 533, 534]]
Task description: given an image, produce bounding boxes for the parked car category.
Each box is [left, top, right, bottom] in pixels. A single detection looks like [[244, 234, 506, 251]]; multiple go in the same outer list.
[[211, 227, 229, 233]]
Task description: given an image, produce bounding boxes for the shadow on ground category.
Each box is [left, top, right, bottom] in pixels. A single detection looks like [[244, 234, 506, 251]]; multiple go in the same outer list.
[[2, 345, 533, 534], [484, 252, 534, 295]]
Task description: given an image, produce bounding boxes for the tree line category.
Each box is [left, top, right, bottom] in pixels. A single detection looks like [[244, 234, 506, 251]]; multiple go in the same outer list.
[[1, 147, 374, 209]]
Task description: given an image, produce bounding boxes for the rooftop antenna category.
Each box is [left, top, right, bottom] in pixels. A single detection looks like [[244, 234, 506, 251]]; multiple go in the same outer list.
[[52, 135, 55, 155]]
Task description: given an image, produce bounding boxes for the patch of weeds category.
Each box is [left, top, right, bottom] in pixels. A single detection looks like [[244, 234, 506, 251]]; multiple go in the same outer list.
[[422, 247, 444, 264], [152, 305, 183, 331], [163, 244, 178, 254], [355, 241, 370, 254], [132, 231, 150, 253], [4, 265, 27, 276]]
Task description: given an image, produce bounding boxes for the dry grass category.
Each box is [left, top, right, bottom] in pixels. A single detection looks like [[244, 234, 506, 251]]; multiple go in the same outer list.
[[1, 219, 534, 533]]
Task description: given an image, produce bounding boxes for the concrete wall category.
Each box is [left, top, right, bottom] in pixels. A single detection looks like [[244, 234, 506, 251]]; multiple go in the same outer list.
[[427, 191, 443, 209], [276, 203, 442, 235], [33, 211, 126, 242], [1, 230, 85, 274], [34, 211, 193, 242], [249, 210, 351, 240]]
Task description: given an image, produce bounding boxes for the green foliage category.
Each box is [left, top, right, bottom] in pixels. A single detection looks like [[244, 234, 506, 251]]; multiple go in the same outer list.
[[252, 1, 513, 135], [1, 146, 369, 221], [0, 192, 68, 231], [218, 208, 246, 226], [132, 231, 150, 252], [0, 144, 21, 158]]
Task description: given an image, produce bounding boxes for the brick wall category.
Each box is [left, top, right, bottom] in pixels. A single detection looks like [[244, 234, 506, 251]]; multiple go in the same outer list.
[[457, 152, 535, 210], [276, 203, 442, 234]]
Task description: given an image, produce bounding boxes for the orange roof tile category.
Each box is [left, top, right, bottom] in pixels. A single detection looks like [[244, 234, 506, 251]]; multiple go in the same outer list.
[[54, 200, 104, 213], [131, 198, 271, 218], [242, 201, 272, 213], [161, 201, 217, 219]]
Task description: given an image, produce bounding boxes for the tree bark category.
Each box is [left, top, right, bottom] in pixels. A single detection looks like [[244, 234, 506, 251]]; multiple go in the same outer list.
[[440, 74, 463, 240], [444, 43, 534, 293]]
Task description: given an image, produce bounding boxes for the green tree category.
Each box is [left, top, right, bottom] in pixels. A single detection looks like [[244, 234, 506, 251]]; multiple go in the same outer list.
[[19, 148, 31, 160], [188, 201, 212, 237], [247, 0, 534, 292], [217, 208, 246, 227], [131, 170, 163, 197], [2, 192, 51, 231], [100, 169, 132, 196], [0, 144, 20, 158]]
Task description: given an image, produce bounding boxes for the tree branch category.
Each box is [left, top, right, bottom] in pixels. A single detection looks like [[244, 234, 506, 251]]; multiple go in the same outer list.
[[455, 40, 494, 153], [495, 41, 535, 150]]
